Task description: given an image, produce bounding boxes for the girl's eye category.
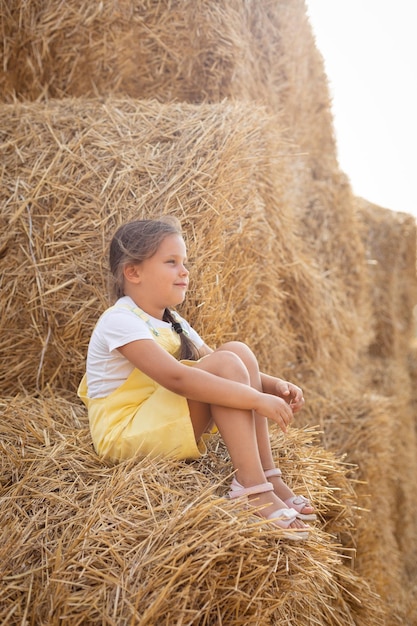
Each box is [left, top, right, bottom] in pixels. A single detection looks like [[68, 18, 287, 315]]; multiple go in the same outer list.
[[166, 259, 188, 267]]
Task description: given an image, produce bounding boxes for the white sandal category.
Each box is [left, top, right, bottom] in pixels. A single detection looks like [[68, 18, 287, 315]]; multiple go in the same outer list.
[[228, 477, 309, 541], [264, 468, 317, 521]]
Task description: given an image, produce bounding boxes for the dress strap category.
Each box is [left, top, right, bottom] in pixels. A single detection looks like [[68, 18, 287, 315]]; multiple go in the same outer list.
[[111, 303, 160, 337], [110, 303, 188, 338], [130, 306, 160, 337]]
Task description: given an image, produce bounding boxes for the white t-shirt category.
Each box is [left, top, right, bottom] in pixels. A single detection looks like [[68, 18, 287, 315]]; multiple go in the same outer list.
[[86, 296, 204, 399]]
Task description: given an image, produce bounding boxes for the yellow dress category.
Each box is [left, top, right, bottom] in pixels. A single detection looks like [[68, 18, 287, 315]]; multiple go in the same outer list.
[[78, 313, 208, 463]]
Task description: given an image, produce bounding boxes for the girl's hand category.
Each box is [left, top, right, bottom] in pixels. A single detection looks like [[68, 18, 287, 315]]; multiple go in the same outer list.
[[273, 379, 305, 413], [254, 394, 294, 433]]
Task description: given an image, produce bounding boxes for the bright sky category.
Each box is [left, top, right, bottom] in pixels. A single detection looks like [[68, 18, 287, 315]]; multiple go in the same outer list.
[[305, 0, 417, 220]]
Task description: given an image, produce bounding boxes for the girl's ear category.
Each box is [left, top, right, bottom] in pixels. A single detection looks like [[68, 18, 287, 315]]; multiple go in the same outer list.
[[123, 263, 141, 284]]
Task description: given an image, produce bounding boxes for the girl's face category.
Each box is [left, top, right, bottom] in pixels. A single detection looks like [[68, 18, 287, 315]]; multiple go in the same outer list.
[[128, 234, 189, 318]]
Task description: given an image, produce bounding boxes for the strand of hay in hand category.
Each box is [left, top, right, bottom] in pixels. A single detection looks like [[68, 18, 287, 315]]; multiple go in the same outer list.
[[0, 394, 385, 626]]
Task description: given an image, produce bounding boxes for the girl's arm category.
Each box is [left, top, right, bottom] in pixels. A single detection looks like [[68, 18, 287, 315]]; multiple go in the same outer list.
[[118, 339, 294, 431], [195, 343, 304, 415]]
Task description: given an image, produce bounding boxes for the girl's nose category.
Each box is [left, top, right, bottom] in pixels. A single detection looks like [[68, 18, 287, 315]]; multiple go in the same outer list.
[[180, 264, 189, 276]]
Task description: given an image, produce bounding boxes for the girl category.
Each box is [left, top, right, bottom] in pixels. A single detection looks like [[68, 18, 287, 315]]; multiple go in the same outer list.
[[78, 217, 316, 540]]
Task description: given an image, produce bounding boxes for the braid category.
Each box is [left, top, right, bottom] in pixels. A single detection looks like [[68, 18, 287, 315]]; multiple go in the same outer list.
[[163, 309, 201, 361]]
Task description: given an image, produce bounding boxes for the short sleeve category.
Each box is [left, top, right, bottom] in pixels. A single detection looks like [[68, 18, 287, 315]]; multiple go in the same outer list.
[[97, 307, 155, 353]]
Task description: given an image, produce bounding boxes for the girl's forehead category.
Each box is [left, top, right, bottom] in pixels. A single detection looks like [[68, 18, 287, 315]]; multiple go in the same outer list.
[[158, 234, 186, 254]]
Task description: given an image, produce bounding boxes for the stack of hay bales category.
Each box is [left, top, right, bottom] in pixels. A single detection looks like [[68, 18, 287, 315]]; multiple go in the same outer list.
[[1, 96, 378, 625], [355, 199, 417, 592], [0, 0, 371, 401], [0, 0, 416, 624]]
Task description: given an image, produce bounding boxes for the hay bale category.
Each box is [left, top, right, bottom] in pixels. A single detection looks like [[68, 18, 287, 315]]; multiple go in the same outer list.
[[2, 1, 365, 333], [300, 385, 417, 626], [354, 201, 417, 587], [0, 0, 337, 167], [356, 199, 417, 365], [0, 98, 286, 393], [0, 0, 375, 397], [0, 394, 385, 625], [0, 1, 415, 620], [0, 97, 361, 397]]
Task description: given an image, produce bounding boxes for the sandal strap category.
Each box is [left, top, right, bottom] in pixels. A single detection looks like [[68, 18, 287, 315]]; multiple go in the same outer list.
[[286, 495, 311, 507], [228, 477, 274, 500], [264, 468, 282, 478], [267, 507, 298, 525]]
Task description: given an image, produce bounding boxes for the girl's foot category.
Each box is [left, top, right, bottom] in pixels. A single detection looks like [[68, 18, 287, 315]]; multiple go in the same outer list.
[[228, 478, 309, 533], [247, 488, 307, 530], [264, 468, 317, 521]]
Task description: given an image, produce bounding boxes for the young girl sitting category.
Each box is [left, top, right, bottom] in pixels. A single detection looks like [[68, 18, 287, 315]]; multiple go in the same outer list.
[[78, 217, 316, 539]]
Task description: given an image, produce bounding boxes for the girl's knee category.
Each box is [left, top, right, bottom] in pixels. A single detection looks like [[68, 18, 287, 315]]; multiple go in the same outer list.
[[205, 350, 249, 383], [218, 341, 256, 364]]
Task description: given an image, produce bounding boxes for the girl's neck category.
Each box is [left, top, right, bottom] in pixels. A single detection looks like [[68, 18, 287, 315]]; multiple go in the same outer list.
[[123, 292, 165, 320]]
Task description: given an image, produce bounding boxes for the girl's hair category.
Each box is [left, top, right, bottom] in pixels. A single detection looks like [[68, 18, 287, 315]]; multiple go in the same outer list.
[[109, 217, 201, 361]]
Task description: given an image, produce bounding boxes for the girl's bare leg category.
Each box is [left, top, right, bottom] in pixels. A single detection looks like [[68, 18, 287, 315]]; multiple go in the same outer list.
[[187, 349, 306, 528], [215, 342, 315, 516]]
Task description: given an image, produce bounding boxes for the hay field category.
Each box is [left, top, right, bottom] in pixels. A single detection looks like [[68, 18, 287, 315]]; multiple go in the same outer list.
[[1, 0, 416, 624]]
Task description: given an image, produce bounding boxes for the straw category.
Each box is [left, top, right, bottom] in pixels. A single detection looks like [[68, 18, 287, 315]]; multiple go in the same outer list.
[[0, 393, 385, 625], [1, 0, 416, 622]]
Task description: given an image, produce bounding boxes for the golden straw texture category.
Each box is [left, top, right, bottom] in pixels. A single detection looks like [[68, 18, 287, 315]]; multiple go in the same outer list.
[[0, 97, 360, 397], [0, 394, 384, 625], [0, 0, 416, 623]]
